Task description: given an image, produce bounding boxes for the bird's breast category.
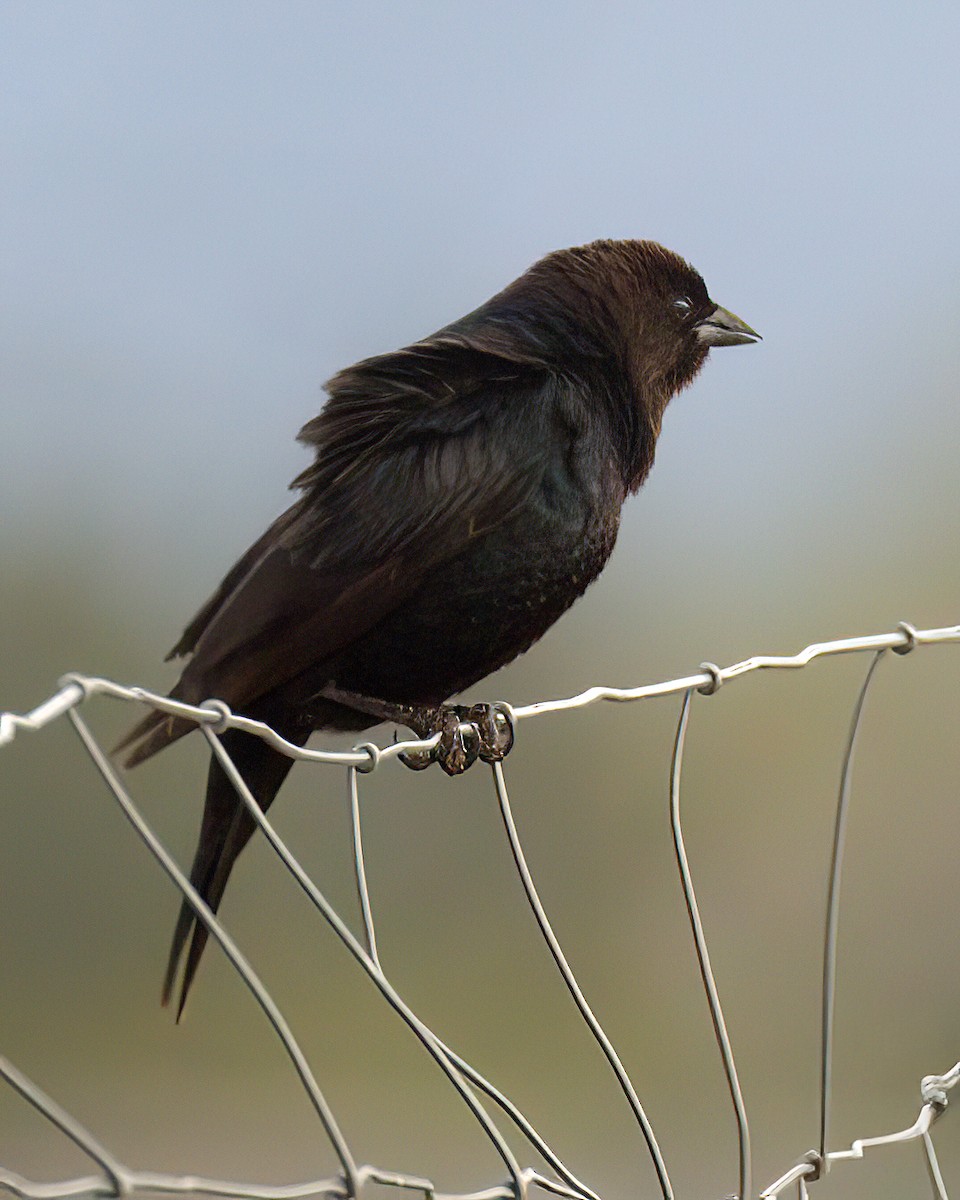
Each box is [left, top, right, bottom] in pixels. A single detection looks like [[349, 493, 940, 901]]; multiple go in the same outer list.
[[325, 470, 621, 708]]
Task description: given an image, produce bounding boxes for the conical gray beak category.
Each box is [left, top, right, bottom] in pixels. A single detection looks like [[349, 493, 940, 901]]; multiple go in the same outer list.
[[695, 305, 761, 347]]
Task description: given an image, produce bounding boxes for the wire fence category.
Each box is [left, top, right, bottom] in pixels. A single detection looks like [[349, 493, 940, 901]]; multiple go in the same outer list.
[[2, 620, 959, 1200]]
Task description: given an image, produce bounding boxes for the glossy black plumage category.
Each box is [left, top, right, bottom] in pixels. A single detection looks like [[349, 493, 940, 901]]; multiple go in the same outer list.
[[117, 238, 759, 1016]]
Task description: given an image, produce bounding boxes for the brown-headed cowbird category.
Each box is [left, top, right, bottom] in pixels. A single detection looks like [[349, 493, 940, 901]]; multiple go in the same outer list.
[[117, 239, 759, 1016]]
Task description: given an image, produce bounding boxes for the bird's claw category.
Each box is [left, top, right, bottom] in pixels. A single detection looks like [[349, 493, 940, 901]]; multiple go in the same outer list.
[[434, 709, 482, 775], [398, 703, 514, 774], [467, 702, 515, 763]]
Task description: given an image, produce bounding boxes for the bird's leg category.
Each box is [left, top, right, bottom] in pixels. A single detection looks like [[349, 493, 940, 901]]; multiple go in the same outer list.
[[316, 683, 434, 731], [316, 685, 514, 775]]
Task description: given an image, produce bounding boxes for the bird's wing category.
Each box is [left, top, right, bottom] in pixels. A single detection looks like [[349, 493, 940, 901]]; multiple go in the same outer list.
[[125, 340, 557, 761]]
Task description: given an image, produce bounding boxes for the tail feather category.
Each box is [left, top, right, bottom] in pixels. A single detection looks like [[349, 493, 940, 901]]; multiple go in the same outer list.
[[162, 724, 307, 1019], [113, 681, 196, 768]]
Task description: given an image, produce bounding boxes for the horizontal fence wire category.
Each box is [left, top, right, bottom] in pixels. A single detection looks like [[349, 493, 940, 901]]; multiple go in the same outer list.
[[2, 620, 959, 1200]]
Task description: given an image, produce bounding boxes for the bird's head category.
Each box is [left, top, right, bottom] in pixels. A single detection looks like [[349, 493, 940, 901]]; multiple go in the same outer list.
[[523, 239, 760, 404]]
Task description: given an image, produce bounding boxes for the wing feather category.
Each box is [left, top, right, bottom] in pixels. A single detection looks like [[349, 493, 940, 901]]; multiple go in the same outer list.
[[120, 334, 557, 766]]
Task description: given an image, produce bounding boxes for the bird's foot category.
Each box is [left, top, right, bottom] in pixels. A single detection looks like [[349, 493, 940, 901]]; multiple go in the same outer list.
[[467, 702, 515, 763], [397, 706, 478, 774], [398, 702, 514, 775], [316, 684, 514, 775]]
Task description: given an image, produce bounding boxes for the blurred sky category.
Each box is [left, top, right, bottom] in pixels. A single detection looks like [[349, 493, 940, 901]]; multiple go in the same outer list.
[[4, 4, 960, 1198], [4, 0, 960, 630]]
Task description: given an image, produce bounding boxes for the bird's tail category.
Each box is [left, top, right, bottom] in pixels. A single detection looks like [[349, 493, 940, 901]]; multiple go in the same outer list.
[[163, 725, 308, 1019], [113, 681, 196, 768]]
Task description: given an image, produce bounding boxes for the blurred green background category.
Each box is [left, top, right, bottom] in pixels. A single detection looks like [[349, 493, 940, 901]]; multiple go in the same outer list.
[[3, 3, 960, 1197]]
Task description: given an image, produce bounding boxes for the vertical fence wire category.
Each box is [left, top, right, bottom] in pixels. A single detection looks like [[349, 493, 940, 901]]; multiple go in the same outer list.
[[491, 761, 673, 1200], [203, 727, 528, 1197], [342, 752, 602, 1200], [669, 689, 751, 1200], [818, 649, 886, 1168], [67, 707, 362, 1197], [347, 764, 380, 968]]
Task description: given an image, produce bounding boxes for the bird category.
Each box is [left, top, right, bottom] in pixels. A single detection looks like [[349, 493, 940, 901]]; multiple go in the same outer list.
[[116, 238, 760, 1017]]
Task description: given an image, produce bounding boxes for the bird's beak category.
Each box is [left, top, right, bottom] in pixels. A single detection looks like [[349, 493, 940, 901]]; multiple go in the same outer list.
[[695, 305, 761, 347]]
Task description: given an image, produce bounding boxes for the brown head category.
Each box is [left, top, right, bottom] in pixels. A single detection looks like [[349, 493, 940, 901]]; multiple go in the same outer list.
[[494, 238, 759, 403]]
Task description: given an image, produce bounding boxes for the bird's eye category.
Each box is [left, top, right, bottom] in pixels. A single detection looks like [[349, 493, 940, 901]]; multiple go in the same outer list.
[[672, 296, 693, 315]]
